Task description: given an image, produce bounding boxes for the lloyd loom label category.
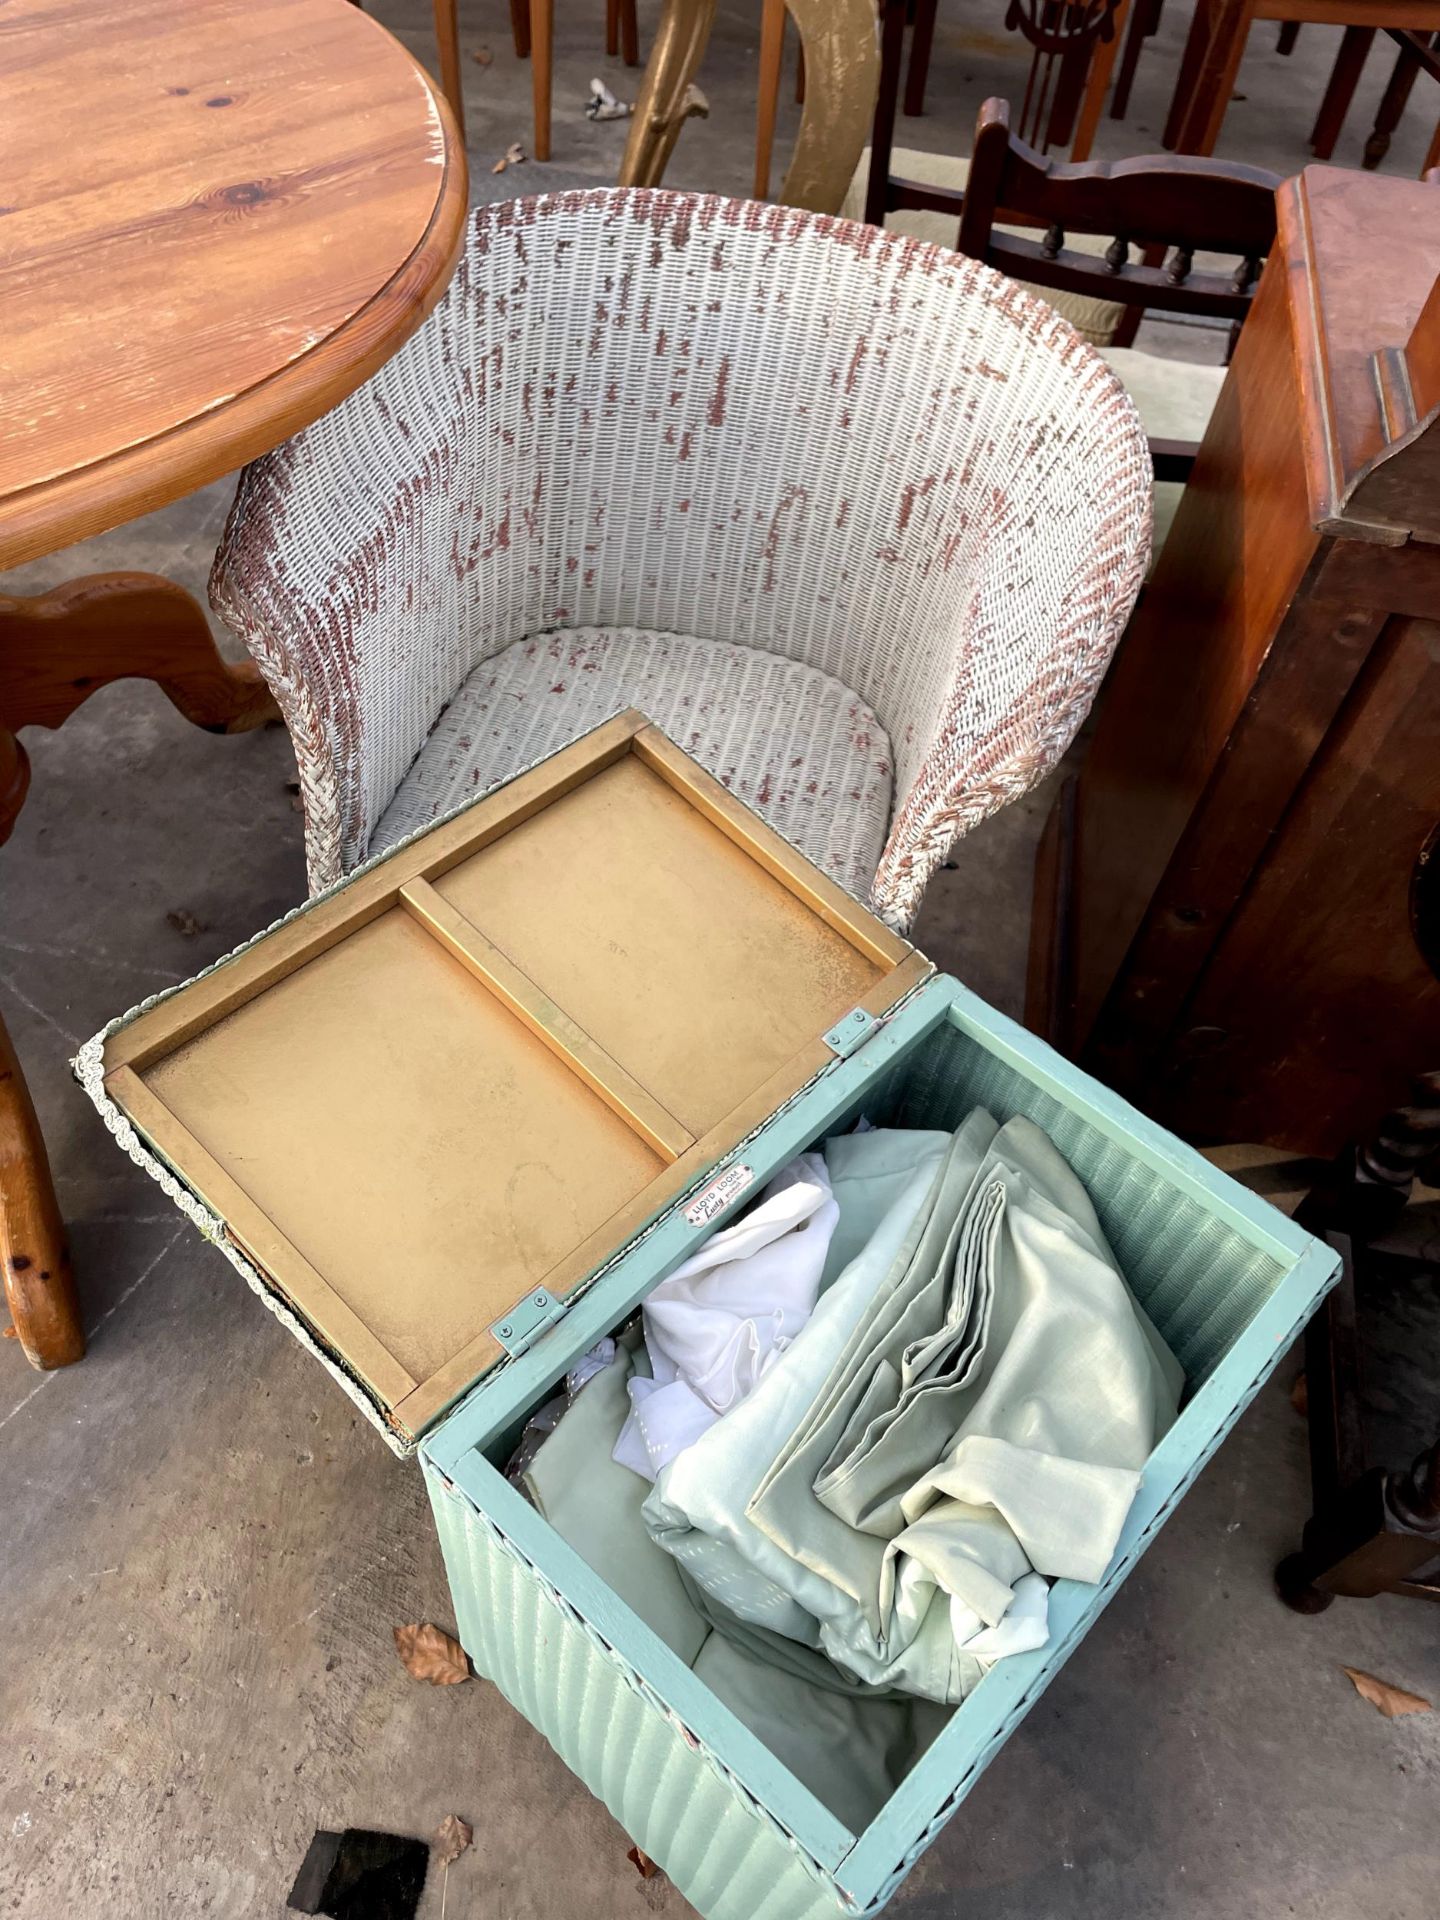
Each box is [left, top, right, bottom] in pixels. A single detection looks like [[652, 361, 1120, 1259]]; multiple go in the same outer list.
[[684, 1164, 755, 1228]]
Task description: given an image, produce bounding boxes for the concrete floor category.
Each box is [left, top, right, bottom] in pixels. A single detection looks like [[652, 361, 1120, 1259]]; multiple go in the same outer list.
[[3, 5, 1438, 1917]]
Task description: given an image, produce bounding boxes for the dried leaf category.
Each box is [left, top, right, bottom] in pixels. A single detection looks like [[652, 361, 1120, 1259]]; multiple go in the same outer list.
[[1290, 1371, 1308, 1417], [393, 1622, 471, 1685], [472, 43, 493, 65], [166, 908, 206, 937], [490, 154, 509, 174], [433, 1814, 473, 1864], [490, 141, 527, 174], [1342, 1667, 1432, 1718], [627, 1846, 660, 1880]]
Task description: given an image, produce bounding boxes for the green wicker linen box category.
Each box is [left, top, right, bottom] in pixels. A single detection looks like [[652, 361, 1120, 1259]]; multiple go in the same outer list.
[[82, 711, 1340, 1920]]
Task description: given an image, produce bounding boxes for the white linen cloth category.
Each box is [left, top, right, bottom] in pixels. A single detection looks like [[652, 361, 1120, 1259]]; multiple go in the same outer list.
[[613, 1152, 839, 1481]]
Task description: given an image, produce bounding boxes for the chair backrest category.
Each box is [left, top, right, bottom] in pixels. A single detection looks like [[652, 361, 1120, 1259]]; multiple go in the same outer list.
[[212, 191, 1152, 921], [955, 98, 1279, 476], [865, 0, 1123, 230]]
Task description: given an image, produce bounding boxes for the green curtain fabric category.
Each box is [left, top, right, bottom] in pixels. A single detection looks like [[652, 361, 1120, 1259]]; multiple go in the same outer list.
[[646, 1116, 1183, 1704], [524, 1335, 949, 1828]]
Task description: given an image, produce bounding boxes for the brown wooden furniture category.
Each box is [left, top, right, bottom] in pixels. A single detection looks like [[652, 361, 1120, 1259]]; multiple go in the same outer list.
[[1345, 27, 1440, 169], [1161, 0, 1440, 155], [954, 98, 1277, 471], [1277, 1075, 1440, 1610], [867, 0, 1128, 196], [1027, 166, 1440, 1160], [362, 0, 642, 154], [0, 0, 468, 1370], [528, 0, 641, 163]]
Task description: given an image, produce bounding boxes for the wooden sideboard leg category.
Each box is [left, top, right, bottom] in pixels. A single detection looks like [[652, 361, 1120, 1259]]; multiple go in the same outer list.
[[0, 1012, 82, 1370]]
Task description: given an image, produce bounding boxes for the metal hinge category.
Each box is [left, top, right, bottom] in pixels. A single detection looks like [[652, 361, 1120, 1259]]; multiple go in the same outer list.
[[491, 1287, 567, 1359], [822, 1006, 881, 1059]]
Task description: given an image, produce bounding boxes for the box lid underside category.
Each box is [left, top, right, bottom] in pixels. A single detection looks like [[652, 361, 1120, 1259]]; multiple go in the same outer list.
[[101, 712, 926, 1443]]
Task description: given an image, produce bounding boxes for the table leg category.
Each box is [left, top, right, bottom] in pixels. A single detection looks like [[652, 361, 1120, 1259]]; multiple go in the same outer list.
[[0, 571, 277, 1368], [1162, 0, 1213, 147], [1362, 31, 1432, 169], [1071, 0, 1130, 161], [0, 1001, 80, 1371], [432, 0, 466, 140], [1310, 25, 1374, 159], [903, 0, 939, 117], [531, 0, 554, 160], [754, 0, 786, 199], [1174, 0, 1253, 155]]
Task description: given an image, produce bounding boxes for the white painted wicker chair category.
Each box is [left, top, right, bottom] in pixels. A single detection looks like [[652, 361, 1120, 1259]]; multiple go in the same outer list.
[[211, 189, 1151, 931]]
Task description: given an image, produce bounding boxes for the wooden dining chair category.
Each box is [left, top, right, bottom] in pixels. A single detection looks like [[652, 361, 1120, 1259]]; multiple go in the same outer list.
[[956, 96, 1279, 557], [1311, 25, 1440, 170], [845, 0, 1142, 349], [388, 0, 640, 160], [529, 0, 641, 160]]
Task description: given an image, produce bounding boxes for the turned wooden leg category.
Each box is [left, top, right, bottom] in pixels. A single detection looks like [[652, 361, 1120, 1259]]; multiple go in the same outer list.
[[1278, 1075, 1440, 1610], [432, 0, 466, 139], [1363, 32, 1428, 169], [754, 0, 786, 199], [0, 1007, 82, 1370], [1275, 19, 1299, 53], [509, 0, 531, 58], [621, 0, 640, 66], [531, 0, 553, 159]]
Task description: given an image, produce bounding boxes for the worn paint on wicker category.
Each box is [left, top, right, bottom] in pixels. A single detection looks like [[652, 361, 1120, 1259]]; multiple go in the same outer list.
[[210, 188, 1152, 927]]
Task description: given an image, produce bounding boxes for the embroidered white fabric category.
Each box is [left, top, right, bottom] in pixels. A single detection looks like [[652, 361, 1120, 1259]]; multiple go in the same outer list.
[[210, 189, 1152, 928]]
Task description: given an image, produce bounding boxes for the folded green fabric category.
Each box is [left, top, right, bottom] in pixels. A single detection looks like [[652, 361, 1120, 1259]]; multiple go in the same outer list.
[[689, 1633, 950, 1835], [522, 1340, 708, 1667], [524, 1336, 952, 1829], [649, 1116, 1183, 1704]]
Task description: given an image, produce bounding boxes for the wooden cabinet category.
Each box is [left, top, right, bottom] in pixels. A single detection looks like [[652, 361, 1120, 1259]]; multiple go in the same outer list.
[[1028, 165, 1440, 1157]]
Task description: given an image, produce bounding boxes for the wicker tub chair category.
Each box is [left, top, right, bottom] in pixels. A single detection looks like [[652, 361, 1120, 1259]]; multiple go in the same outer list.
[[212, 189, 1151, 932]]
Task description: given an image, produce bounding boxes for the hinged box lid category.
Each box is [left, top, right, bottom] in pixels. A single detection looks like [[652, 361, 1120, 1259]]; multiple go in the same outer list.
[[98, 711, 930, 1447]]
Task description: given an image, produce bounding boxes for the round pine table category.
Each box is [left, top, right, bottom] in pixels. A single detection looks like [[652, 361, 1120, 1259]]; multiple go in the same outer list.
[[0, 0, 468, 1369]]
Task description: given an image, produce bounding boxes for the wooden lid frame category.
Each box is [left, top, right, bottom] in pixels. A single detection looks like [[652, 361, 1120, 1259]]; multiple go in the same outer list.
[[102, 712, 926, 1443]]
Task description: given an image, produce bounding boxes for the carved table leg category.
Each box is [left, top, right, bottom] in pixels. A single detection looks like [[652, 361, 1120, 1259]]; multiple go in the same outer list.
[[0, 1008, 81, 1370], [0, 571, 277, 1365], [0, 572, 275, 763]]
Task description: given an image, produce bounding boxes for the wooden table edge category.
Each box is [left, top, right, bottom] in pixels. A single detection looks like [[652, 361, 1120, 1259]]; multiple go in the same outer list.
[[0, 73, 470, 572]]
